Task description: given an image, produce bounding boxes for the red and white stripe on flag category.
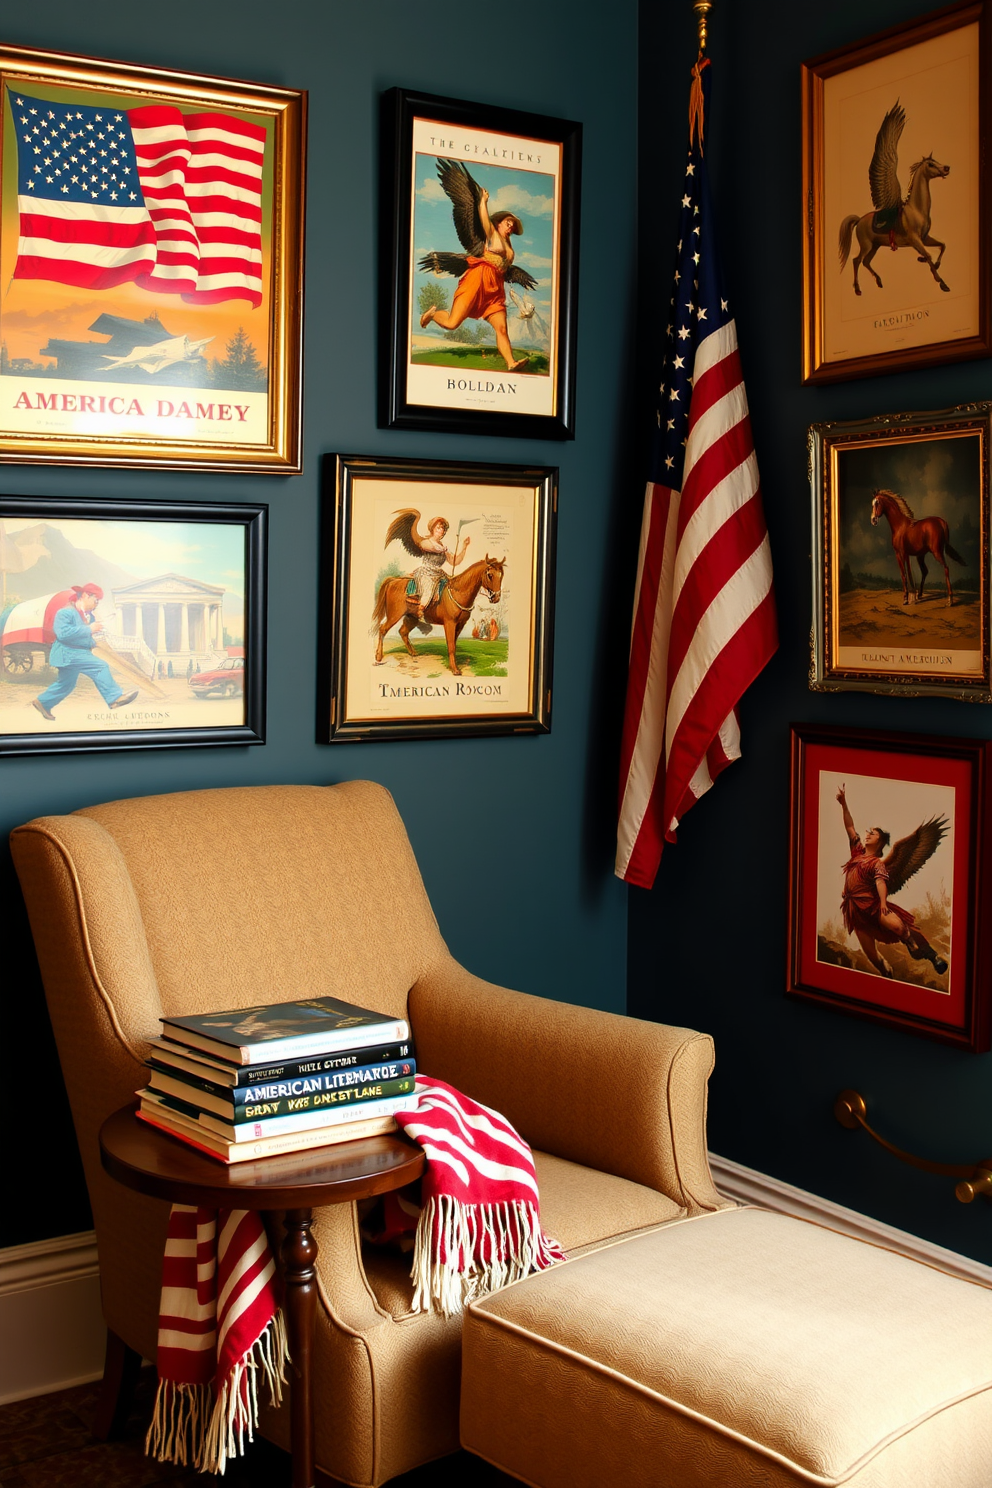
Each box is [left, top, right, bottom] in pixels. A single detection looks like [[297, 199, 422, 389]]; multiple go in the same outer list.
[[616, 317, 777, 889], [129, 108, 265, 306], [13, 102, 264, 307]]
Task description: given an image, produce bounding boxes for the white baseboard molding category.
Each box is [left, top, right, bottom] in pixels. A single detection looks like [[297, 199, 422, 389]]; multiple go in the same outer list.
[[0, 1229, 105, 1405], [710, 1151, 992, 1289]]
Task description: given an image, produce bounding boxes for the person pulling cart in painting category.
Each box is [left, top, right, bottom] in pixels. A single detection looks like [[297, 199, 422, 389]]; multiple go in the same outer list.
[[31, 584, 139, 721]]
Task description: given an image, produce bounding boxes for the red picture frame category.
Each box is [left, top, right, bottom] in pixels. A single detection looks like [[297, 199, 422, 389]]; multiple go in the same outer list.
[[787, 723, 992, 1051]]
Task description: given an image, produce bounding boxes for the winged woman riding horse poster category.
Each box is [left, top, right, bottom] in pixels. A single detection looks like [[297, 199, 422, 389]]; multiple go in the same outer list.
[[380, 89, 581, 438], [320, 453, 557, 742], [802, 3, 991, 382], [0, 42, 305, 471], [788, 724, 992, 1052]]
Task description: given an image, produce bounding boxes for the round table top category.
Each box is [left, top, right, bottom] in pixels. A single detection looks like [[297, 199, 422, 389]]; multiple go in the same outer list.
[[99, 1104, 425, 1210]]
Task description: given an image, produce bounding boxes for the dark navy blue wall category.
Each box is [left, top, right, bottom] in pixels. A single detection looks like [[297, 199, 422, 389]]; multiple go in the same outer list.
[[0, 1, 637, 1246], [631, 0, 992, 1265]]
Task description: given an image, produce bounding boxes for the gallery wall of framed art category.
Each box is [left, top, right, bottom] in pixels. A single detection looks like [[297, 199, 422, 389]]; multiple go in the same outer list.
[[628, 0, 992, 1273], [0, 1, 642, 1256]]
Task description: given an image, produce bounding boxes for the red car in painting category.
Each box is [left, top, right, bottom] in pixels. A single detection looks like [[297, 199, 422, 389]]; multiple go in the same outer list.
[[189, 656, 244, 699]]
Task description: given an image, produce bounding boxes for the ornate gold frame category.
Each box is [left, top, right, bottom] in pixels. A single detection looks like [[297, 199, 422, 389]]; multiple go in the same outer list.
[[802, 2, 991, 383], [0, 43, 305, 472], [809, 402, 991, 701]]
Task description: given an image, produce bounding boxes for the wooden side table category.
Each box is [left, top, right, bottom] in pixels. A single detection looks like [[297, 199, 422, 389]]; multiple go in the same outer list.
[[99, 1104, 425, 1488]]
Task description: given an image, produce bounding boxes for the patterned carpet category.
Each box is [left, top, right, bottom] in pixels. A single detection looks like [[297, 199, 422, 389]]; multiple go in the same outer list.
[[0, 1374, 516, 1486]]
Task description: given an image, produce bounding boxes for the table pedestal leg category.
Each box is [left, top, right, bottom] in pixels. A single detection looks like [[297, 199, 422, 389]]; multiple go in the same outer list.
[[282, 1207, 317, 1488]]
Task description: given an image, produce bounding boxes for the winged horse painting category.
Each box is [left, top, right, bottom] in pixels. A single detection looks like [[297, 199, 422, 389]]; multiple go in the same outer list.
[[838, 102, 952, 297]]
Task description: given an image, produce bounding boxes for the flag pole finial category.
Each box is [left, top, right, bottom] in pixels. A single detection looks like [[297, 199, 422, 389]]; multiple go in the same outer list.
[[693, 0, 713, 53]]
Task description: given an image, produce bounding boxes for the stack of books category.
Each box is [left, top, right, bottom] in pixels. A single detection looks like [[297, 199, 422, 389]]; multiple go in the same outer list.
[[136, 995, 416, 1164]]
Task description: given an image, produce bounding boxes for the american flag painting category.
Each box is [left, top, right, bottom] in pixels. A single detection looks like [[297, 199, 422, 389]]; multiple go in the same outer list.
[[9, 90, 266, 306], [616, 59, 777, 889]]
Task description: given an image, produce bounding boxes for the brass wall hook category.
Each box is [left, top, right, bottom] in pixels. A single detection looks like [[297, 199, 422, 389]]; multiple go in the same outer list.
[[834, 1090, 992, 1205]]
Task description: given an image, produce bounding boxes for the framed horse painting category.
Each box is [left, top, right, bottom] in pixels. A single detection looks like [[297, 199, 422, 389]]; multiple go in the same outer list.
[[319, 453, 557, 742], [809, 402, 991, 701], [802, 3, 992, 383], [787, 723, 992, 1052]]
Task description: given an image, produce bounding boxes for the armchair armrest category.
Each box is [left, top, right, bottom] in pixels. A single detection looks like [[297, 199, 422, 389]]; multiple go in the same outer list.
[[409, 958, 726, 1214]]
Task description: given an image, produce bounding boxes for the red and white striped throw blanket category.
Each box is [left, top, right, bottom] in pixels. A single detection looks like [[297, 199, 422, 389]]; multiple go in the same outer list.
[[147, 1075, 563, 1473]]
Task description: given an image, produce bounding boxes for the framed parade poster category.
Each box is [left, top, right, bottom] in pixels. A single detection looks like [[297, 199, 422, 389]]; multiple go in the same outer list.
[[320, 453, 556, 741], [0, 496, 266, 755], [802, 3, 991, 383], [809, 402, 991, 701], [0, 43, 305, 471], [787, 723, 992, 1052], [379, 88, 581, 440]]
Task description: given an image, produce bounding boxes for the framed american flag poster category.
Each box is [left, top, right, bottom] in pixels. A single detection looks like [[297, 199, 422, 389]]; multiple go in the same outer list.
[[0, 44, 305, 472]]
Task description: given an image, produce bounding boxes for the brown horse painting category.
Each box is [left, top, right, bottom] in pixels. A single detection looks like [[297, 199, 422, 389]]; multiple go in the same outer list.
[[372, 556, 505, 675], [838, 102, 951, 297], [870, 488, 964, 606]]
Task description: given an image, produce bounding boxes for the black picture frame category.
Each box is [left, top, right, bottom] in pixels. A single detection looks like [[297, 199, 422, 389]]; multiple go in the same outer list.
[[0, 497, 266, 756], [319, 452, 556, 742], [379, 87, 581, 440]]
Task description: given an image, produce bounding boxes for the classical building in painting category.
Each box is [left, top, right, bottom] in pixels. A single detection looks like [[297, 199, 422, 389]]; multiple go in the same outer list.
[[110, 574, 227, 669]]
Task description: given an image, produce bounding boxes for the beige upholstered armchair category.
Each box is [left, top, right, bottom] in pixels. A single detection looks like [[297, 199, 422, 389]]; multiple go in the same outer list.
[[11, 781, 729, 1486]]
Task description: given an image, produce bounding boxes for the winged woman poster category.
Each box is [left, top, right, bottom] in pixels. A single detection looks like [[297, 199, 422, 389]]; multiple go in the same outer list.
[[407, 116, 562, 421], [815, 768, 954, 995]]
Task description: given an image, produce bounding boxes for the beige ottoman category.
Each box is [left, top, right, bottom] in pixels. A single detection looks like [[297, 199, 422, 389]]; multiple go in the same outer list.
[[460, 1207, 992, 1487]]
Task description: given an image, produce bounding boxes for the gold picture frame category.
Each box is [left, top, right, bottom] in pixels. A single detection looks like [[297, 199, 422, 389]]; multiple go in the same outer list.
[[319, 453, 556, 742], [0, 43, 305, 472], [809, 401, 991, 700], [802, 2, 991, 383]]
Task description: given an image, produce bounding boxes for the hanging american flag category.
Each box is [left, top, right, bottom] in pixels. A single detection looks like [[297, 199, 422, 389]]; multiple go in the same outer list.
[[9, 90, 265, 306], [616, 57, 777, 889]]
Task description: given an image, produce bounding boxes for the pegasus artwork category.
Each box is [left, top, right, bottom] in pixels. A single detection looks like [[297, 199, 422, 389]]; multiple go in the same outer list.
[[418, 159, 538, 372], [838, 101, 951, 297], [834, 783, 950, 981]]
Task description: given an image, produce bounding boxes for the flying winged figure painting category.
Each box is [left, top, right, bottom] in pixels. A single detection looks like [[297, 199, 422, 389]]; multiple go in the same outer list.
[[835, 784, 950, 980], [838, 101, 952, 297], [418, 159, 538, 372]]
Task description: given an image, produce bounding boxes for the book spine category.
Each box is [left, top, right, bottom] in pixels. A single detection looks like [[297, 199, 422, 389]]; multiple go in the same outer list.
[[238, 1020, 409, 1064], [143, 1082, 415, 1140], [149, 1062, 417, 1120], [235, 1040, 413, 1085]]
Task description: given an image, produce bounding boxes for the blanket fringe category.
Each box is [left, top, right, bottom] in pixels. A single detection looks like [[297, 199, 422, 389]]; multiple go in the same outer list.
[[146, 1308, 290, 1475], [411, 1194, 564, 1317]]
